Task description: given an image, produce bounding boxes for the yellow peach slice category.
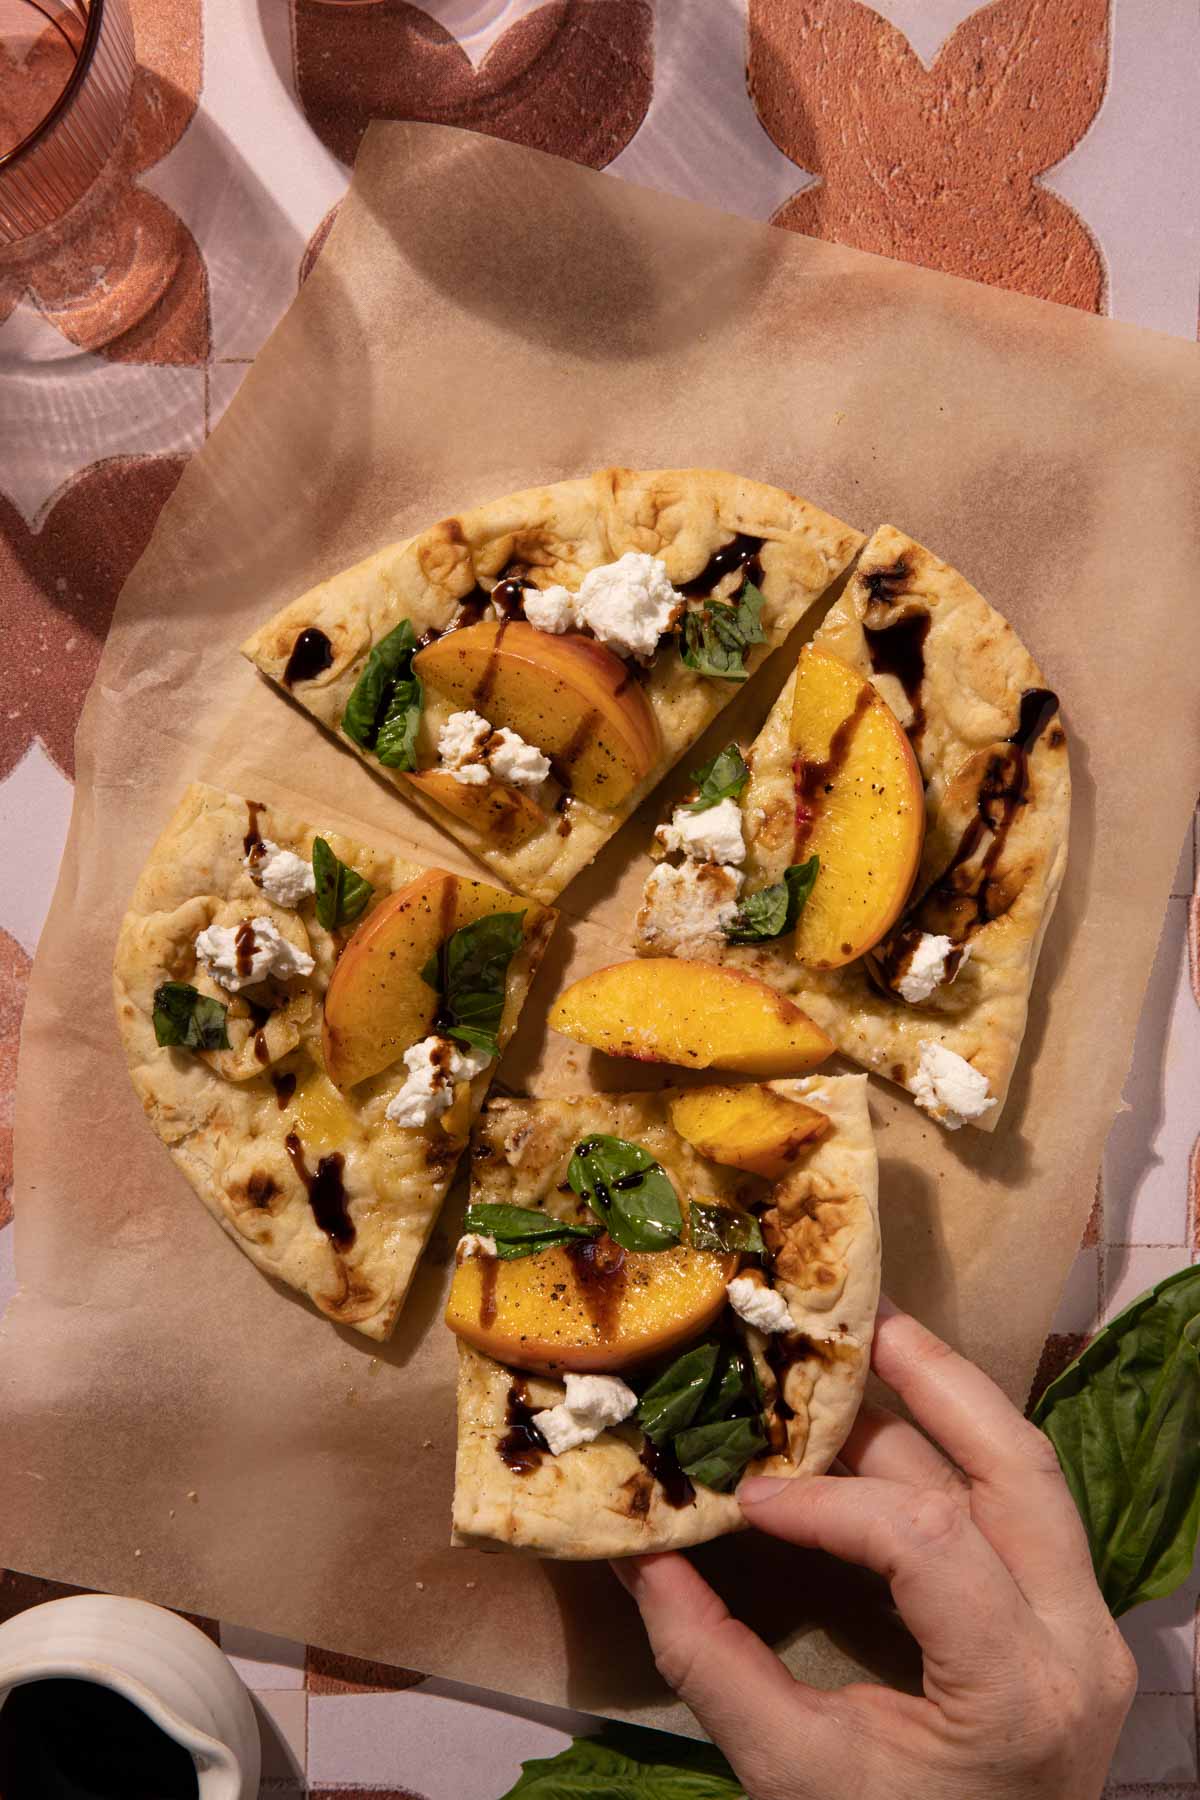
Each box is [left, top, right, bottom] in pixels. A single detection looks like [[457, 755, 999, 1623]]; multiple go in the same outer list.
[[403, 768, 544, 850], [669, 1084, 829, 1179], [790, 645, 925, 969], [413, 621, 658, 809], [445, 1228, 737, 1375], [322, 869, 547, 1089], [284, 1069, 364, 1154], [548, 959, 833, 1077]]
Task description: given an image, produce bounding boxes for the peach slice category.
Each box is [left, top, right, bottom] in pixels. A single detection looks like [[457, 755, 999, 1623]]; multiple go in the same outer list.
[[548, 959, 833, 1077], [790, 645, 924, 969], [413, 621, 658, 810], [445, 1227, 737, 1375], [669, 1084, 829, 1179], [284, 1069, 364, 1154], [322, 869, 546, 1089], [404, 768, 544, 850]]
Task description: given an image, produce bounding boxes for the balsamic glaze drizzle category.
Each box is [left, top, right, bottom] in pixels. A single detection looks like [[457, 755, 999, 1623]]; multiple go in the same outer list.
[[284, 1131, 354, 1250], [283, 628, 333, 687], [498, 1382, 548, 1473]]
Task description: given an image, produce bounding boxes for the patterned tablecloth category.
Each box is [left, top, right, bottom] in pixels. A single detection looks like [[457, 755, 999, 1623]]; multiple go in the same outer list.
[[2, 3, 1198, 1793]]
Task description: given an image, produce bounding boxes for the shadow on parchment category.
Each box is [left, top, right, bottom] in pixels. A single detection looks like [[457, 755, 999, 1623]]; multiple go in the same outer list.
[[352, 122, 777, 366]]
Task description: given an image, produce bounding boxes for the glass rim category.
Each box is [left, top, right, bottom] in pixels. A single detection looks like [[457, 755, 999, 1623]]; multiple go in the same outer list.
[[0, 0, 108, 177]]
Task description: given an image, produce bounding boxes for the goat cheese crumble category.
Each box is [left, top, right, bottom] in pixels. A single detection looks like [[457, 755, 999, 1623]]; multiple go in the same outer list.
[[457, 1233, 498, 1261], [384, 1034, 492, 1129], [437, 710, 550, 789], [913, 1040, 996, 1130], [533, 1373, 639, 1456], [655, 796, 747, 865], [523, 584, 576, 634], [437, 710, 492, 785], [247, 839, 315, 908], [726, 1276, 793, 1334], [897, 934, 970, 1005], [487, 727, 551, 789], [523, 554, 681, 659], [195, 917, 314, 992], [636, 861, 742, 953]]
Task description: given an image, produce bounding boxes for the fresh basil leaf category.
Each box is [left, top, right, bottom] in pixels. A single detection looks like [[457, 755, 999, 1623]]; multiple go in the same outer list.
[[153, 982, 230, 1052], [498, 1726, 743, 1799], [694, 1340, 761, 1428], [311, 836, 374, 932], [373, 673, 423, 771], [464, 1201, 600, 1262], [688, 1200, 765, 1255], [341, 619, 420, 752], [636, 1342, 720, 1445], [685, 744, 750, 813], [724, 856, 820, 945], [1032, 1264, 1200, 1616], [428, 910, 526, 1061], [680, 579, 767, 682], [674, 1415, 768, 1492], [567, 1135, 683, 1253]]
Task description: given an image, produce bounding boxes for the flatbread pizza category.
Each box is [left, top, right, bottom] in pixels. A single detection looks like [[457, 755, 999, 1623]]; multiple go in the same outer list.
[[632, 527, 1069, 1130], [113, 783, 554, 1339], [448, 1075, 879, 1558], [241, 468, 864, 903]]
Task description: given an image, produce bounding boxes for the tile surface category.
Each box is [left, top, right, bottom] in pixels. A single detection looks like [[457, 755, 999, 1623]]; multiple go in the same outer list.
[[2, 2, 1198, 1793]]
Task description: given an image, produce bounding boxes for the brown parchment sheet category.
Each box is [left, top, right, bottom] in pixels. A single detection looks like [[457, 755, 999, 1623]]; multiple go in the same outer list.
[[5, 123, 1200, 1730]]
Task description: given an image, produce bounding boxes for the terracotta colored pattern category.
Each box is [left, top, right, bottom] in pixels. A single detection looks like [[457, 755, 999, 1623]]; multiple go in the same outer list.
[[0, 931, 31, 1231], [0, 456, 186, 782], [0, 0, 206, 363], [748, 0, 1109, 311], [0, 23, 76, 159], [294, 0, 653, 170]]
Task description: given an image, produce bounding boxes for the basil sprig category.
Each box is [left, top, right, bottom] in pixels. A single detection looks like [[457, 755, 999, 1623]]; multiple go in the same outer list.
[[688, 1200, 765, 1255], [567, 1135, 683, 1253], [421, 910, 526, 1060], [684, 743, 749, 813], [463, 1202, 600, 1262], [1032, 1264, 1200, 1616], [498, 1726, 741, 1800], [153, 982, 230, 1052], [724, 856, 820, 944], [341, 619, 423, 770], [312, 837, 374, 931], [673, 1415, 769, 1492], [637, 1337, 767, 1492], [680, 579, 766, 682]]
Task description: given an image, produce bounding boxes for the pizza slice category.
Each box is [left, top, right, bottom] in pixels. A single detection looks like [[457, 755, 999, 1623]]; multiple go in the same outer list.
[[240, 469, 864, 903], [113, 783, 555, 1339], [625, 527, 1070, 1130], [447, 1075, 879, 1558]]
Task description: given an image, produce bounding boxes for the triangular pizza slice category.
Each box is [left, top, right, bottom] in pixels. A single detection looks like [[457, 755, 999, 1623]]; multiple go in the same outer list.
[[241, 468, 864, 903], [113, 783, 555, 1339], [448, 1075, 878, 1558], [630, 527, 1070, 1129]]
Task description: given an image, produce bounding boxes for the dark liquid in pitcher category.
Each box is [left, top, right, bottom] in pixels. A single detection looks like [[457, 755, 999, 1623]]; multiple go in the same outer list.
[[0, 1678, 200, 1799]]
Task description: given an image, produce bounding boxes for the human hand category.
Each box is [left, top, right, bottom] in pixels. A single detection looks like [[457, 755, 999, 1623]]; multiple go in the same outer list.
[[613, 1300, 1136, 1800]]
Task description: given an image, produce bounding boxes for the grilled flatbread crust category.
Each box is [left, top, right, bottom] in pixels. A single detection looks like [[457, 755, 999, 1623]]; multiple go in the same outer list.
[[638, 528, 1070, 1127], [241, 469, 864, 903], [452, 1075, 878, 1558], [113, 783, 554, 1340]]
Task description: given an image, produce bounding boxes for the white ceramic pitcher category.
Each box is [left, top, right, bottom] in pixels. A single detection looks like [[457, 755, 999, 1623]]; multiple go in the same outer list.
[[0, 1593, 260, 1798]]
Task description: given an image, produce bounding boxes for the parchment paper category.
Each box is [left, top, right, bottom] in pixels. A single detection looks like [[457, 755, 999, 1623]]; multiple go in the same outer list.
[[5, 123, 1200, 1730]]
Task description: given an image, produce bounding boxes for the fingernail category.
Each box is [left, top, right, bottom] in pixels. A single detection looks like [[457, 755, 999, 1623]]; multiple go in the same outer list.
[[875, 1292, 899, 1321], [738, 1476, 793, 1507]]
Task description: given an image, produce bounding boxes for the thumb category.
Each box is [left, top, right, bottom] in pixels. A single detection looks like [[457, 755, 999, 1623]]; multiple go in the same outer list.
[[611, 1552, 847, 1798]]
